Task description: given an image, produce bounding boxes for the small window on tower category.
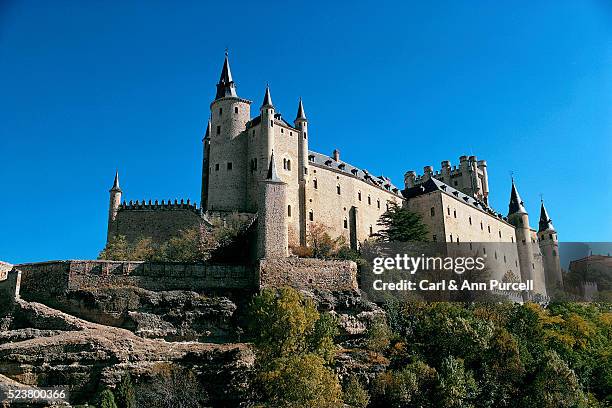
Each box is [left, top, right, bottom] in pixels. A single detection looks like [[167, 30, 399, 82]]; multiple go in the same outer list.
[[447, 207, 451, 216], [216, 126, 221, 135], [368, 196, 371, 205], [430, 207, 435, 217], [453, 210, 457, 218], [219, 108, 222, 116], [313, 179, 318, 189], [304, 132, 307, 139], [288, 205, 292, 217], [488, 225, 491, 233], [215, 164, 219, 171], [370, 225, 373, 235], [309, 210, 314, 221], [227, 162, 232, 170], [343, 218, 348, 229], [432, 234, 437, 242], [377, 199, 380, 209], [469, 216, 472, 225], [358, 191, 362, 201], [287, 160, 291, 171], [234, 106, 238, 114], [337, 184, 341, 195]]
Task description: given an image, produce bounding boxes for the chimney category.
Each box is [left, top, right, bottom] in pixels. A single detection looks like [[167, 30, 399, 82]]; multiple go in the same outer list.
[[333, 149, 340, 161]]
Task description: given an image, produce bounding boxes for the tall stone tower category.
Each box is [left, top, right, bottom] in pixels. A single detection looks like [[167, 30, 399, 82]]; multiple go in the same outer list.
[[107, 171, 122, 240], [257, 152, 288, 259], [206, 52, 252, 212], [294, 98, 309, 245], [507, 179, 538, 291], [538, 200, 562, 291]]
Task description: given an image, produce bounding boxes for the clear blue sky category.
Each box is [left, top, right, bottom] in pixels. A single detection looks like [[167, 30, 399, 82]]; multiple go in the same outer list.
[[1, 1, 611, 264]]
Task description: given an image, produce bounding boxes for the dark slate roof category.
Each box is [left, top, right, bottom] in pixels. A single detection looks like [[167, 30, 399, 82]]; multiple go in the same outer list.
[[295, 98, 306, 121], [110, 170, 121, 192], [538, 201, 555, 232], [508, 180, 527, 216], [308, 150, 401, 195], [402, 177, 508, 221], [262, 85, 273, 107], [247, 113, 294, 130], [215, 54, 237, 100], [266, 151, 281, 181]]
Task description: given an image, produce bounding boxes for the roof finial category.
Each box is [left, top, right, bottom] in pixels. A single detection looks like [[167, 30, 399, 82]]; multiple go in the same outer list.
[[225, 48, 229, 57]]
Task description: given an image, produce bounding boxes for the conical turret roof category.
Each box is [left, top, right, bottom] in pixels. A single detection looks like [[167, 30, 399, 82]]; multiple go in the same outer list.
[[261, 85, 273, 107], [295, 98, 306, 121], [266, 151, 281, 182], [215, 51, 237, 99], [110, 170, 121, 192], [538, 200, 555, 232], [508, 178, 527, 216]]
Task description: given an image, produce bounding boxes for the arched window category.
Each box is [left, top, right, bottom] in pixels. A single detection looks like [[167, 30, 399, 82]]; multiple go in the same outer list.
[[343, 218, 348, 229], [358, 191, 362, 201], [309, 210, 314, 221], [288, 205, 292, 217]]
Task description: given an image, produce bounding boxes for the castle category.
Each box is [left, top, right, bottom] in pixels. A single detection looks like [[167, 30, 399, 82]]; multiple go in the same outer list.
[[106, 53, 563, 297]]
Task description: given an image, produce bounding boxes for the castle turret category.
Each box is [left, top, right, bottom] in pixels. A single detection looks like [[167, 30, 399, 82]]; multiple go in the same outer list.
[[260, 85, 275, 163], [200, 119, 211, 211], [294, 98, 309, 245], [257, 152, 288, 259], [207, 51, 251, 211], [538, 199, 562, 292], [107, 170, 122, 241], [507, 179, 545, 296]]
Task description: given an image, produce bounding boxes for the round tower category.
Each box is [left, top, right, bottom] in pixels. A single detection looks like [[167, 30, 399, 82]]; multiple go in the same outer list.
[[294, 98, 309, 245], [107, 170, 122, 241], [206, 52, 252, 212], [200, 119, 211, 211], [538, 200, 563, 292], [507, 179, 544, 296]]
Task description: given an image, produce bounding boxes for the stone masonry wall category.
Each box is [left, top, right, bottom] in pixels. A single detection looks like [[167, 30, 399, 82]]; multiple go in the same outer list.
[[16, 260, 257, 303], [258, 258, 358, 291], [109, 206, 202, 244]]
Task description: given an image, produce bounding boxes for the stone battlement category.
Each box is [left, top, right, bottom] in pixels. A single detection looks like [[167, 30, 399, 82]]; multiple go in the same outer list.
[[119, 199, 199, 212]]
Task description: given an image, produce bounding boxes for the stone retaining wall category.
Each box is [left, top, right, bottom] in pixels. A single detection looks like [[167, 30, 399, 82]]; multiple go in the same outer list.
[[258, 257, 358, 291]]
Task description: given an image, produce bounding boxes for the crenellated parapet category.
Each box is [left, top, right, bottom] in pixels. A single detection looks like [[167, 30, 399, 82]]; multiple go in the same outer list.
[[119, 198, 199, 213], [404, 155, 489, 204]]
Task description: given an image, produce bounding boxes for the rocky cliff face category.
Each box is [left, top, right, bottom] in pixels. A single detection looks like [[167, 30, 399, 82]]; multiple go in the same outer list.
[[0, 298, 254, 406]]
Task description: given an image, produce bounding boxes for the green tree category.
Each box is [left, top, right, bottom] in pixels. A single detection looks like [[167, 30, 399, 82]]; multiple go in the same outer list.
[[98, 388, 118, 408], [343, 376, 370, 408], [248, 287, 320, 356], [436, 356, 477, 408], [372, 360, 437, 408], [98, 235, 130, 260], [374, 202, 429, 242], [115, 373, 136, 408], [365, 315, 393, 352], [258, 353, 343, 407]]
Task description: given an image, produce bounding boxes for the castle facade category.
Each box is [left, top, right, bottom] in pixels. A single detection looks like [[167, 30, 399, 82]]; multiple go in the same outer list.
[[106, 53, 562, 297]]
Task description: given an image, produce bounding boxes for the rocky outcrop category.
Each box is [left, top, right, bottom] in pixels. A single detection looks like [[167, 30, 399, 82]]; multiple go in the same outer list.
[[301, 289, 385, 336], [0, 299, 254, 406], [43, 286, 240, 342]]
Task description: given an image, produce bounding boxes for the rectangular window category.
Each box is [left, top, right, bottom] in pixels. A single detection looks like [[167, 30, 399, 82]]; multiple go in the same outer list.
[[215, 164, 219, 171], [234, 106, 238, 114], [216, 126, 221, 135], [432, 234, 437, 242], [430, 207, 435, 217], [227, 162, 232, 170]]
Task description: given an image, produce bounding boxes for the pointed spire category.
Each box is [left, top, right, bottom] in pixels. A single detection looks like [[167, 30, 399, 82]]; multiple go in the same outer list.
[[203, 118, 211, 140], [266, 151, 281, 181], [261, 84, 273, 108], [508, 177, 527, 215], [215, 50, 237, 100], [538, 200, 555, 232], [295, 97, 306, 121], [110, 170, 122, 192]]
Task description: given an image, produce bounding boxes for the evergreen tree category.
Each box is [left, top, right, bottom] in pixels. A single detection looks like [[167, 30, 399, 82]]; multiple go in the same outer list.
[[98, 388, 118, 408], [375, 202, 429, 242], [115, 373, 136, 408]]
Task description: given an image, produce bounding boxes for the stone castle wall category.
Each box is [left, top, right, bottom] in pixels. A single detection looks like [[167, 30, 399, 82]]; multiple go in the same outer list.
[[258, 258, 358, 291], [16, 260, 257, 303], [109, 204, 202, 244], [306, 161, 403, 245]]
